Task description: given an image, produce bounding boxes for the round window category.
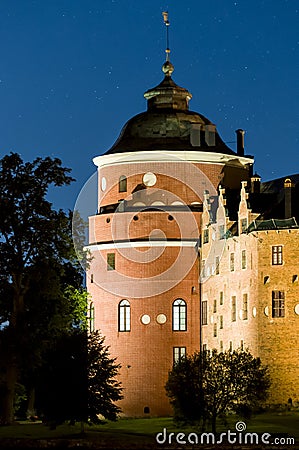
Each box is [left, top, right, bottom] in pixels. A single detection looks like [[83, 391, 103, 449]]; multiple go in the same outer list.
[[141, 314, 151, 325], [143, 172, 157, 187], [156, 314, 167, 324]]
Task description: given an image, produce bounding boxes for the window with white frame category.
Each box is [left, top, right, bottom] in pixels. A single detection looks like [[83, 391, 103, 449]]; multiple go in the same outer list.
[[173, 299, 187, 331], [173, 347, 186, 364], [119, 299, 130, 331]]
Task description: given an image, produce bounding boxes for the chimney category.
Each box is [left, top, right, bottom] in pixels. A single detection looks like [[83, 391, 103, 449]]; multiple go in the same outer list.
[[235, 129, 245, 156], [284, 178, 294, 218], [250, 173, 261, 194]]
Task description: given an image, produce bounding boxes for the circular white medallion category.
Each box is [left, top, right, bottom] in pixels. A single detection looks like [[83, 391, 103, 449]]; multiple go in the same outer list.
[[141, 314, 151, 325], [143, 172, 157, 187], [264, 306, 269, 317], [295, 304, 299, 315], [252, 307, 257, 318], [101, 177, 107, 191], [156, 314, 167, 324]]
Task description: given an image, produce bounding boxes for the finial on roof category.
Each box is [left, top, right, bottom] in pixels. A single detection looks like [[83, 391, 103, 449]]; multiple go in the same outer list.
[[162, 60, 174, 77], [162, 11, 171, 61]]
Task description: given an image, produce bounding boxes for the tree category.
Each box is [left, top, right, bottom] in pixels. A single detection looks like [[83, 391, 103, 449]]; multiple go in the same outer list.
[[33, 330, 122, 428], [34, 329, 88, 427], [165, 349, 271, 433], [88, 331, 123, 423], [0, 152, 82, 424]]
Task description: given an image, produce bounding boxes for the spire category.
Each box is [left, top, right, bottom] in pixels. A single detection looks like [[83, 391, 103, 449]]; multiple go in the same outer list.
[[143, 12, 191, 110], [162, 12, 174, 77], [162, 11, 170, 62]]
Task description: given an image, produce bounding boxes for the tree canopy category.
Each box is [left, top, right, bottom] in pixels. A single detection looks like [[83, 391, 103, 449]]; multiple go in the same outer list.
[[0, 153, 85, 424], [165, 349, 271, 433]]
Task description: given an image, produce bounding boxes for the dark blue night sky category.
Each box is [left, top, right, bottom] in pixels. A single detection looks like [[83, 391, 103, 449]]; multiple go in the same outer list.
[[0, 0, 298, 210]]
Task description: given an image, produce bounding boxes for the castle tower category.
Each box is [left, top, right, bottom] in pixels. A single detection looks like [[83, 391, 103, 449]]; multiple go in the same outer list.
[[86, 57, 254, 416]]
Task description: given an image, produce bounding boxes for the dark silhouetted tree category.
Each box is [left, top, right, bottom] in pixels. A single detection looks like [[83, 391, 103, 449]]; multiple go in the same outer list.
[[88, 331, 123, 423], [166, 349, 270, 433], [0, 152, 87, 424]]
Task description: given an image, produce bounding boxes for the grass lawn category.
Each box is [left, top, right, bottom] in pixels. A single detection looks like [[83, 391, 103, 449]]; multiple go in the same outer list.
[[0, 412, 298, 448]]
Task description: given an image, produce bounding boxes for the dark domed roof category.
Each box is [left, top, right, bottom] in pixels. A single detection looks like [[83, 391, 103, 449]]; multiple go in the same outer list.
[[105, 63, 236, 156]]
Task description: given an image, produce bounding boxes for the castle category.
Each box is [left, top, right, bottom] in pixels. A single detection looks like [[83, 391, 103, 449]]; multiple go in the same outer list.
[[86, 54, 299, 416]]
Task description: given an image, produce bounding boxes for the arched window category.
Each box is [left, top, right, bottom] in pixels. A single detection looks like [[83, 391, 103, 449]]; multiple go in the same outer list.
[[89, 303, 95, 333], [119, 299, 130, 332], [119, 175, 127, 193], [172, 299, 187, 331]]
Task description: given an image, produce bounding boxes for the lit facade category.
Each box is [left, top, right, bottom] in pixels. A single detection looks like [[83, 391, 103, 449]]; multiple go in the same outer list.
[[86, 61, 299, 415]]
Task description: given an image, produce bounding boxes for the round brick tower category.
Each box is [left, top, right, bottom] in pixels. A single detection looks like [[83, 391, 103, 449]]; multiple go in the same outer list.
[[86, 60, 254, 416]]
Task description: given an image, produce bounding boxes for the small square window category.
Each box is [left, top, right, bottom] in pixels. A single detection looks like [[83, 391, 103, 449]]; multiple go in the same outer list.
[[292, 275, 298, 283], [203, 228, 209, 244], [107, 253, 115, 271], [173, 347, 186, 364]]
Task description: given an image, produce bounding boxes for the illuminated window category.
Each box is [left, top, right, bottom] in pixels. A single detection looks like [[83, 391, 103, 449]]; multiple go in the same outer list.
[[173, 299, 187, 331], [173, 347, 186, 364], [201, 301, 208, 325], [107, 253, 115, 271], [272, 246, 283, 265], [231, 296, 236, 322], [272, 291, 285, 318], [119, 175, 127, 193], [119, 300, 130, 331], [89, 303, 95, 333]]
